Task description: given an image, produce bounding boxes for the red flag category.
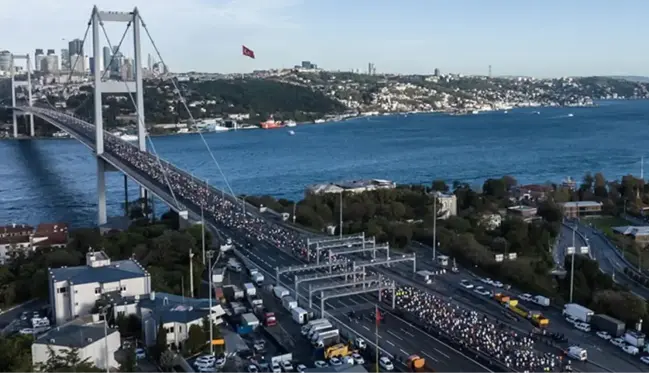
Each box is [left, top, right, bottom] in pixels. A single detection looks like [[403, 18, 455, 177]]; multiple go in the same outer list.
[[242, 45, 255, 59], [375, 308, 381, 326]]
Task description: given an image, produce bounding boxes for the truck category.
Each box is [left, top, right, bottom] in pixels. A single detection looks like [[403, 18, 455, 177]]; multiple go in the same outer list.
[[220, 238, 233, 252], [312, 329, 340, 348], [252, 272, 265, 286], [591, 314, 625, 338], [244, 283, 256, 297], [224, 285, 245, 300], [242, 313, 260, 329], [230, 302, 247, 315], [212, 266, 226, 284], [282, 296, 298, 311], [506, 303, 549, 328], [533, 295, 550, 307], [494, 293, 518, 307], [291, 307, 307, 324], [273, 286, 289, 299], [247, 294, 263, 308], [566, 346, 587, 361], [624, 331, 646, 347], [407, 355, 431, 372], [301, 319, 329, 336], [563, 303, 594, 323], [307, 322, 333, 339], [324, 343, 349, 359]]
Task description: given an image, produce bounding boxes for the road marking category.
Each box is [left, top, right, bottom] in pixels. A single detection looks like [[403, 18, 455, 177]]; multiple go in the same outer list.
[[434, 348, 450, 359], [386, 340, 395, 347], [362, 325, 370, 332], [266, 256, 276, 263], [348, 298, 360, 305], [400, 349, 409, 356], [421, 352, 439, 362], [400, 328, 414, 337], [387, 330, 403, 340]]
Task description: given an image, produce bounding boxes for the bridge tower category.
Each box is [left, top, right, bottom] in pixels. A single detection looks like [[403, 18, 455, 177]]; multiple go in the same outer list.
[[9, 54, 34, 137], [91, 6, 147, 225]]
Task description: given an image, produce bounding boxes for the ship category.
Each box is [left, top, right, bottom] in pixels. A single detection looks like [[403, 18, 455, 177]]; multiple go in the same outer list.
[[259, 118, 284, 129], [284, 120, 297, 127]]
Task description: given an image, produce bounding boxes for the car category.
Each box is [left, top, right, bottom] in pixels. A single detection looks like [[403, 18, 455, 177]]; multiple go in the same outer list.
[[474, 286, 490, 296], [379, 356, 394, 371], [271, 362, 282, 373], [480, 277, 493, 285], [296, 364, 307, 373], [352, 353, 365, 365], [574, 322, 591, 332], [641, 356, 649, 365], [623, 345, 639, 355], [329, 357, 342, 366], [354, 337, 366, 349], [214, 356, 226, 368], [281, 360, 294, 372], [460, 280, 474, 289], [253, 340, 265, 351], [195, 355, 216, 368], [519, 293, 533, 302], [314, 361, 328, 368], [596, 331, 611, 340], [248, 365, 259, 373], [135, 348, 146, 360], [611, 338, 626, 348], [198, 367, 216, 373], [492, 280, 503, 288], [18, 328, 34, 335]]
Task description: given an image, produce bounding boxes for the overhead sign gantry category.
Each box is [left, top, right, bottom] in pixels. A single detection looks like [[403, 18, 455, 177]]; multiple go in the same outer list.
[[308, 275, 380, 308], [292, 268, 364, 300], [275, 258, 351, 285], [352, 253, 417, 273], [307, 232, 365, 246], [319, 277, 396, 317], [327, 242, 388, 262]]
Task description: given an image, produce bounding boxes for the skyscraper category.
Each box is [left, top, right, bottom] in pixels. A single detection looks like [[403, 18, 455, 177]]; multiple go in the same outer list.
[[61, 49, 70, 70], [68, 39, 83, 57], [0, 51, 12, 72], [102, 46, 111, 73], [47, 49, 55, 55], [35, 49, 44, 71]]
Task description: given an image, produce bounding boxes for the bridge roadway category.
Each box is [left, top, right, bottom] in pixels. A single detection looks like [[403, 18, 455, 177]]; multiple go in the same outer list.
[[15, 107, 491, 372], [19, 107, 646, 371]]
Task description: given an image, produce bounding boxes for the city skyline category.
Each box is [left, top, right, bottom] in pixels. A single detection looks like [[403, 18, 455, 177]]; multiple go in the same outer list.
[[1, 0, 649, 77]]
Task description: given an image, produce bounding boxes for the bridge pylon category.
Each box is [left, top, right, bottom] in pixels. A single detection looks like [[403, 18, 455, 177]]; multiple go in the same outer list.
[[9, 54, 34, 137], [91, 6, 147, 225]]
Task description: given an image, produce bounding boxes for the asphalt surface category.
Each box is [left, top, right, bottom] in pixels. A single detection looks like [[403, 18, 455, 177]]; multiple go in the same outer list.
[[570, 222, 649, 299], [0, 299, 48, 334], [235, 239, 494, 372]]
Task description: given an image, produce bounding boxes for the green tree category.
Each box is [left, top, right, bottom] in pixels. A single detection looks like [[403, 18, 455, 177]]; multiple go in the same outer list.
[[159, 350, 175, 372], [153, 322, 167, 361], [185, 324, 207, 354], [119, 347, 137, 373], [0, 334, 33, 372]]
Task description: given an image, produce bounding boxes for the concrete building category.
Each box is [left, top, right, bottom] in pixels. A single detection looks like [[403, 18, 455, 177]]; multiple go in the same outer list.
[[0, 223, 68, 264], [34, 49, 44, 71], [612, 226, 649, 245], [0, 50, 12, 72], [433, 191, 457, 219], [60, 49, 70, 70], [69, 54, 84, 74], [306, 179, 396, 196], [507, 205, 538, 219], [42, 55, 59, 74], [558, 201, 603, 218], [32, 323, 120, 371], [68, 39, 83, 58], [48, 250, 151, 325]]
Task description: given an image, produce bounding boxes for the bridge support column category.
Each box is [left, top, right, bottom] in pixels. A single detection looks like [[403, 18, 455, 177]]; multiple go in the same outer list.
[[123, 175, 129, 216], [27, 54, 33, 137], [10, 59, 17, 138], [97, 158, 107, 225]]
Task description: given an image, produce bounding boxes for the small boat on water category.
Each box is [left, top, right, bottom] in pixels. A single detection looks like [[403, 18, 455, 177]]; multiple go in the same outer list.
[[284, 120, 297, 127], [288, 130, 295, 136], [567, 113, 574, 117]]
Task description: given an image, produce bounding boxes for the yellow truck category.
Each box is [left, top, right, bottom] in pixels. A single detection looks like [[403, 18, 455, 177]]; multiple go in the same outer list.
[[407, 355, 432, 372], [494, 293, 518, 307], [506, 301, 550, 328], [325, 343, 349, 360]]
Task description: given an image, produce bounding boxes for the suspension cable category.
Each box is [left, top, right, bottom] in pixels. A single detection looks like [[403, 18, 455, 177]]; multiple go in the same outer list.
[[96, 14, 181, 211], [138, 14, 240, 207], [69, 21, 132, 114]]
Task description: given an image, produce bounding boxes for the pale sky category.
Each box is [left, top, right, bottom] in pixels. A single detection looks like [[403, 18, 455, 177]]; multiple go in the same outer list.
[[1, 0, 649, 77]]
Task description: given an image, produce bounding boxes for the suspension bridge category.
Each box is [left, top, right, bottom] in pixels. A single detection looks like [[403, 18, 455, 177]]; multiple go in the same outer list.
[[2, 6, 244, 229]]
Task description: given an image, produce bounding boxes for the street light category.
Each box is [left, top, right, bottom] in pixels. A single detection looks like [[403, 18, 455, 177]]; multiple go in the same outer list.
[[206, 250, 214, 355], [569, 228, 576, 303], [99, 306, 110, 373]]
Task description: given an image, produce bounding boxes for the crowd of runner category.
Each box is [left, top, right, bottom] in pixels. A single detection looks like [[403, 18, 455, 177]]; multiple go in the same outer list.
[[384, 286, 563, 372], [40, 109, 565, 373]]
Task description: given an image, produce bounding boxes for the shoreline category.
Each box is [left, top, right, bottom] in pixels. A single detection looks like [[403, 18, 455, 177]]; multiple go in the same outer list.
[[0, 100, 629, 141]]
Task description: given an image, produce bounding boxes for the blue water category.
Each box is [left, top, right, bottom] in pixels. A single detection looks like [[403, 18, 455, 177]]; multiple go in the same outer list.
[[1, 100, 648, 227]]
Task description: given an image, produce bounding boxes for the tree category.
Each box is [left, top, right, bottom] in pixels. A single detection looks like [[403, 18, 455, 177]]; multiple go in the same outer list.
[[119, 347, 137, 373], [153, 322, 167, 361], [159, 350, 175, 372], [185, 324, 207, 354], [37, 345, 102, 372], [0, 334, 33, 372]]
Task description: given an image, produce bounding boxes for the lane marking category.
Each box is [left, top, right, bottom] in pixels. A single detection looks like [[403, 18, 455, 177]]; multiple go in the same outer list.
[[400, 328, 414, 337], [400, 349, 409, 355], [387, 330, 403, 340], [434, 348, 450, 359], [386, 340, 395, 347], [348, 297, 360, 305], [362, 325, 370, 332], [421, 351, 439, 362]]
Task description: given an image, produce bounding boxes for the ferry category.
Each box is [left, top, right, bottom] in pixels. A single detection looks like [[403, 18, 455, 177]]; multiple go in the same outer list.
[[284, 120, 297, 127], [260, 118, 284, 129], [120, 134, 138, 142]]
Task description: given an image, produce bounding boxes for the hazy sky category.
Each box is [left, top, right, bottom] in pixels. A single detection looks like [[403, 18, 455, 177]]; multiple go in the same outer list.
[[1, 0, 648, 77]]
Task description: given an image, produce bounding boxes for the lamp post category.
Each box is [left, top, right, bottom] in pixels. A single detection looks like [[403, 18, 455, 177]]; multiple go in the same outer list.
[[207, 250, 214, 355], [100, 307, 110, 373], [569, 228, 576, 303]]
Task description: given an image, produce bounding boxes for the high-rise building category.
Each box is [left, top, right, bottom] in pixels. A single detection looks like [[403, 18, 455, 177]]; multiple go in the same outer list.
[[69, 54, 84, 74], [122, 58, 133, 81], [0, 51, 11, 72], [42, 54, 59, 73], [47, 49, 55, 56], [102, 46, 111, 72], [434, 68, 440, 77], [68, 39, 83, 58], [60, 49, 70, 70], [89, 57, 95, 76], [34, 49, 44, 71]]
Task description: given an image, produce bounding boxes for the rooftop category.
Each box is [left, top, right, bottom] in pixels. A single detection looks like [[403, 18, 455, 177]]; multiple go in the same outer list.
[[132, 291, 225, 324], [613, 226, 649, 237], [34, 324, 118, 349], [560, 201, 603, 208], [34, 223, 68, 237], [49, 258, 148, 285], [0, 224, 33, 235]]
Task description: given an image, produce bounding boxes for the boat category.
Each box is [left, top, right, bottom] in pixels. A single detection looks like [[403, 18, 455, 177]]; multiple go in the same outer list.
[[288, 130, 295, 136], [504, 111, 508, 114], [260, 118, 284, 129], [120, 134, 138, 142], [567, 113, 574, 117], [471, 110, 479, 115], [284, 120, 297, 127]]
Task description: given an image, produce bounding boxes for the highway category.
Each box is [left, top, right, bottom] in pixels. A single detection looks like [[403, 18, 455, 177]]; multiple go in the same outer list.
[[236, 237, 495, 372]]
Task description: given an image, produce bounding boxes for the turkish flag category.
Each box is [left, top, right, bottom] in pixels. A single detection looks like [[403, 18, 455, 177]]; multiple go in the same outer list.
[[375, 308, 382, 326], [242, 45, 255, 59]]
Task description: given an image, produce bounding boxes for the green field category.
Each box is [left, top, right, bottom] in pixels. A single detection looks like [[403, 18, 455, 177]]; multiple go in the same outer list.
[[587, 216, 632, 236], [585, 216, 647, 271]]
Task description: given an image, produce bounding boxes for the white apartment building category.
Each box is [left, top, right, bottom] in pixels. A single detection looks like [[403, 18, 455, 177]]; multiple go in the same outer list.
[[32, 323, 120, 371], [48, 250, 151, 325]]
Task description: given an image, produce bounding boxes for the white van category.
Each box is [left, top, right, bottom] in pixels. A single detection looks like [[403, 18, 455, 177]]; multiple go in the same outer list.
[[227, 259, 242, 272], [567, 346, 587, 361]]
